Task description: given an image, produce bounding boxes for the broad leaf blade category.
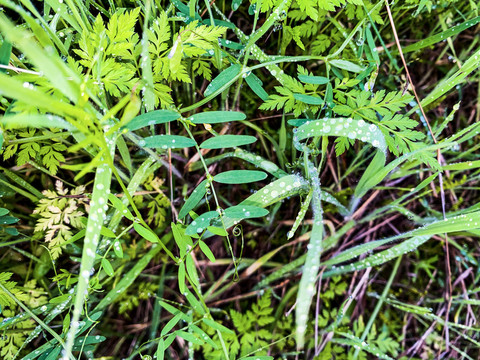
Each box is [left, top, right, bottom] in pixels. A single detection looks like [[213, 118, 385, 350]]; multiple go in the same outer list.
[[200, 135, 257, 149], [213, 170, 267, 184], [204, 64, 242, 97], [125, 110, 180, 131], [178, 180, 207, 219], [140, 135, 196, 149], [190, 111, 246, 124], [296, 118, 387, 153]]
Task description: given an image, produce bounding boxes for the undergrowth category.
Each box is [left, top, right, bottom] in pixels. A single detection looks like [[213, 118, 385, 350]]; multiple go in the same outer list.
[[0, 0, 480, 359]]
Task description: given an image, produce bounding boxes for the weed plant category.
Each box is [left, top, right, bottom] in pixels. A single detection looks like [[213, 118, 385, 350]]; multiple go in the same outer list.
[[0, 0, 480, 359]]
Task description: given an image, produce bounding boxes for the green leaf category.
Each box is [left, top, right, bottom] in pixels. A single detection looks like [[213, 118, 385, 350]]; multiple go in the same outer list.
[[403, 16, 480, 53], [101, 258, 114, 277], [199, 240, 216, 262], [140, 135, 196, 149], [206, 226, 228, 236], [296, 118, 387, 153], [0, 40, 12, 73], [156, 339, 165, 360], [293, 93, 323, 105], [298, 74, 329, 84], [161, 313, 183, 336], [202, 318, 234, 334], [190, 111, 246, 124], [204, 64, 242, 97], [200, 135, 257, 149], [113, 240, 123, 258], [185, 211, 219, 235], [178, 262, 186, 294], [245, 73, 269, 101], [224, 205, 269, 219], [133, 223, 158, 243], [213, 170, 267, 184], [124, 110, 180, 131], [176, 330, 204, 345], [186, 255, 200, 287], [179, 180, 207, 219], [1, 114, 76, 131], [330, 59, 365, 73]]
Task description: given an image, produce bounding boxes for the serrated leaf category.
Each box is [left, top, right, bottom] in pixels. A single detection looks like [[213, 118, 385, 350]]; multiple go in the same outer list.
[[200, 135, 257, 149], [204, 64, 241, 97], [213, 170, 267, 184], [140, 135, 196, 149], [190, 111, 246, 124], [124, 110, 180, 131]]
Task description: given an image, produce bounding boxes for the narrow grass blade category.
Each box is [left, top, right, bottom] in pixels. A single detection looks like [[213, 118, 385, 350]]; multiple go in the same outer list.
[[403, 16, 480, 53]]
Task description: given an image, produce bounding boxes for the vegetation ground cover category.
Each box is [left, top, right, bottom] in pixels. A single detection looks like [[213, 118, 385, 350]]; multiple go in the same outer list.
[[0, 0, 480, 359]]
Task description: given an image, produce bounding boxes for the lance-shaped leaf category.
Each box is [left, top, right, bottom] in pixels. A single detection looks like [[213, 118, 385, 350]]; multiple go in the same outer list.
[[213, 170, 267, 184], [200, 135, 256, 149], [190, 111, 246, 124], [124, 110, 180, 131], [140, 135, 196, 149], [296, 118, 387, 153], [204, 64, 242, 97], [293, 93, 323, 105], [224, 205, 269, 219], [178, 180, 207, 219], [298, 75, 329, 84]]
